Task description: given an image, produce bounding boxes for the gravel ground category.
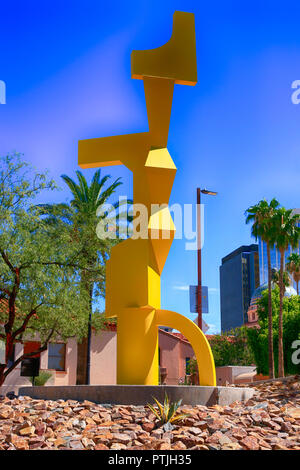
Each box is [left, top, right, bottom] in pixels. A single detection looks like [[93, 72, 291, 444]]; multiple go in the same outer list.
[[0, 376, 299, 450]]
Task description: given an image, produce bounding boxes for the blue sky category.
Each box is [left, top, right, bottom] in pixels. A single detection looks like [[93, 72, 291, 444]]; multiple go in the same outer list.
[[1, 0, 300, 333]]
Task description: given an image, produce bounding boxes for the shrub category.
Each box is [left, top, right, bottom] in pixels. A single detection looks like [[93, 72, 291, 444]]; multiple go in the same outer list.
[[209, 327, 255, 367], [247, 288, 300, 376], [29, 371, 52, 386]]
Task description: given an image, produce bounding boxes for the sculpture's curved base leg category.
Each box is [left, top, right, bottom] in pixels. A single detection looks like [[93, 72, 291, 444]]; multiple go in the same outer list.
[[156, 309, 216, 386], [116, 307, 216, 386]]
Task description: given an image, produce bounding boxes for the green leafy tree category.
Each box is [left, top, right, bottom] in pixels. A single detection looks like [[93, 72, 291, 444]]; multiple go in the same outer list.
[[38, 170, 132, 384], [272, 208, 300, 377], [0, 154, 97, 386], [245, 198, 279, 378], [287, 253, 300, 295], [209, 327, 255, 367], [247, 288, 300, 376]]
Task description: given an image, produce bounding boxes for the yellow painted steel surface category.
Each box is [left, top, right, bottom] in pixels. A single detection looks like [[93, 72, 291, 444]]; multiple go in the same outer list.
[[78, 11, 216, 386]]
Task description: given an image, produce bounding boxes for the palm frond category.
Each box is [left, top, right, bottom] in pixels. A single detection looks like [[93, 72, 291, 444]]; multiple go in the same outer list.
[[61, 174, 83, 206], [96, 179, 123, 208], [75, 171, 90, 203]]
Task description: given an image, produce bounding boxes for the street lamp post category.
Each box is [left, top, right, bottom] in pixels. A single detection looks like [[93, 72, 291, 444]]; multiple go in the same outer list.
[[197, 188, 217, 330]]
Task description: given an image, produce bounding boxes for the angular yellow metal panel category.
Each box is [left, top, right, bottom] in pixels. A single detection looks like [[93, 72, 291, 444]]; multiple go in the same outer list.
[[104, 239, 150, 317], [145, 149, 177, 205], [78, 132, 150, 172], [131, 11, 197, 86], [145, 148, 176, 170], [78, 11, 216, 386], [143, 77, 174, 148], [117, 307, 159, 385]]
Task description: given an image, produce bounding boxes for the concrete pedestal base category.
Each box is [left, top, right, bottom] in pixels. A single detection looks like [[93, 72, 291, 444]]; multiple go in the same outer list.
[[18, 384, 255, 406]]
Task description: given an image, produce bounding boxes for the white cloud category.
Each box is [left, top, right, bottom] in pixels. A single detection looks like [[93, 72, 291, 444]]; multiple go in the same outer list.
[[207, 323, 219, 334], [208, 287, 220, 294], [172, 284, 189, 291]]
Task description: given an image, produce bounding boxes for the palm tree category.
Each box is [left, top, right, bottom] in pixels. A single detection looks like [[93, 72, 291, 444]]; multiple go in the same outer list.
[[271, 268, 291, 293], [272, 208, 300, 377], [286, 253, 300, 295], [39, 170, 132, 384], [245, 198, 279, 379]]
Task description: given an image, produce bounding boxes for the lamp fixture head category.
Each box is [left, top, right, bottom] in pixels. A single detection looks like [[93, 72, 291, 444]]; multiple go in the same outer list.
[[201, 188, 217, 196]]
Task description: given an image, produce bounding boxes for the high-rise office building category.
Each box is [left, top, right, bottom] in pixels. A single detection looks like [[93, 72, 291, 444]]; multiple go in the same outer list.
[[220, 244, 260, 332], [258, 209, 300, 287]]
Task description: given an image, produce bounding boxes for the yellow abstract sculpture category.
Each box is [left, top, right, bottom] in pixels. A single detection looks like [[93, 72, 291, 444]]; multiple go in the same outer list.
[[78, 11, 216, 386]]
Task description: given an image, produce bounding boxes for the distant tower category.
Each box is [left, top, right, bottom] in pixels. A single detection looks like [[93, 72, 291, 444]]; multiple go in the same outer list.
[[220, 244, 259, 332]]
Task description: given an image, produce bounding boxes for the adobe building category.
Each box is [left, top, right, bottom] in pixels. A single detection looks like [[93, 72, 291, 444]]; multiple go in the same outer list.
[[0, 325, 195, 393]]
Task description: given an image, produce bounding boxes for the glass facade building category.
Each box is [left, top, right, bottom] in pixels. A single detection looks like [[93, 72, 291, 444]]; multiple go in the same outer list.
[[220, 244, 260, 332], [258, 209, 300, 288]]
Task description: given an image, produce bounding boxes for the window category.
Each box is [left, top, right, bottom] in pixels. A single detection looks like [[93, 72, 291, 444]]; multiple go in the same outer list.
[[185, 357, 191, 374], [48, 343, 66, 371]]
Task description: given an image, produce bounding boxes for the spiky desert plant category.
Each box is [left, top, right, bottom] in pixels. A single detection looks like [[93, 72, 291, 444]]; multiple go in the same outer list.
[[147, 393, 189, 425]]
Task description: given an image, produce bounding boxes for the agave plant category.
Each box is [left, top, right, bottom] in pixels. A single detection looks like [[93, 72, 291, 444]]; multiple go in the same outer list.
[[147, 393, 189, 425]]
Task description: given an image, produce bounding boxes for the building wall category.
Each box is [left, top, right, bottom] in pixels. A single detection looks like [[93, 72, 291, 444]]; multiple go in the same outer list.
[[159, 331, 180, 384], [0, 329, 195, 390], [1, 331, 258, 391], [50, 339, 77, 386], [220, 253, 244, 332], [180, 340, 195, 380], [220, 245, 259, 332], [159, 331, 195, 384], [216, 366, 256, 385], [0, 343, 32, 393], [0, 339, 77, 395], [88, 329, 194, 386], [90, 330, 116, 385]]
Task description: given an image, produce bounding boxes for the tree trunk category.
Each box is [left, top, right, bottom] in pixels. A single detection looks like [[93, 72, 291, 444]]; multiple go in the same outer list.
[[278, 249, 285, 378], [0, 330, 14, 386], [0, 328, 55, 387], [266, 243, 275, 379], [76, 266, 94, 386], [86, 282, 93, 385], [0, 365, 6, 387]]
